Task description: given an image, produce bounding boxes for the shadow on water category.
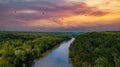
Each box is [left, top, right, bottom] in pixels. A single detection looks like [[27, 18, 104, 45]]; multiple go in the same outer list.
[[32, 38, 75, 67]]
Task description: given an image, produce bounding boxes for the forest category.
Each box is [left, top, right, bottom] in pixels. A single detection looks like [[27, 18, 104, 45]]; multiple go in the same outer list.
[[0, 31, 72, 67], [69, 32, 120, 67], [1, 31, 120, 67]]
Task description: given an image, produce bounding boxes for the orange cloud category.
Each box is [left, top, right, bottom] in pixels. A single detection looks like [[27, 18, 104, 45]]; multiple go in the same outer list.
[[57, 12, 120, 28], [86, 0, 120, 12]]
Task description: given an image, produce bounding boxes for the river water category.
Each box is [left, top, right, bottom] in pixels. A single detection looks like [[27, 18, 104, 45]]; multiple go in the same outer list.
[[32, 38, 75, 67]]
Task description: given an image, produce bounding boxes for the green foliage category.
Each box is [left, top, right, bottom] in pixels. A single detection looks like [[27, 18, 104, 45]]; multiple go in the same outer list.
[[0, 59, 14, 67], [69, 32, 120, 67], [0, 31, 72, 67]]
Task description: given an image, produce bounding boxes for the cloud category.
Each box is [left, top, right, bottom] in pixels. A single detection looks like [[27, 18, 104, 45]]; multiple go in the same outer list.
[[0, 1, 109, 21], [86, 0, 120, 12], [0, 0, 119, 32]]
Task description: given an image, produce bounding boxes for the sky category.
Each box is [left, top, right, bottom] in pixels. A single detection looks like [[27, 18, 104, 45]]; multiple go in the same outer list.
[[0, 0, 120, 32]]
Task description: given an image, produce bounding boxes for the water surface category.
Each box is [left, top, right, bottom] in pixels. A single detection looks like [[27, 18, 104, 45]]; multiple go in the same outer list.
[[33, 38, 75, 67]]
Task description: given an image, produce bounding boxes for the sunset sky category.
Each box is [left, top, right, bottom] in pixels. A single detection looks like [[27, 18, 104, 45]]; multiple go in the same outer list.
[[0, 0, 120, 32]]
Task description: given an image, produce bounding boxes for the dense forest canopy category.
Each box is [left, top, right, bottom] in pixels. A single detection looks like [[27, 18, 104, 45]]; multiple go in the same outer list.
[[69, 32, 120, 67], [1, 31, 120, 67], [0, 31, 72, 67]]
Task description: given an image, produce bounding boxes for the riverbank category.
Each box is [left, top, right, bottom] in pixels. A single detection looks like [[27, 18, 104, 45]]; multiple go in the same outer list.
[[33, 38, 75, 67]]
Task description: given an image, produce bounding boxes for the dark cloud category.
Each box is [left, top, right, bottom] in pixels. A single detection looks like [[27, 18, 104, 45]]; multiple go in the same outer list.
[[89, 11, 109, 16]]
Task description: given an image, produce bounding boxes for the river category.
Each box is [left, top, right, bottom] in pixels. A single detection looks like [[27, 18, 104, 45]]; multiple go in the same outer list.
[[32, 38, 75, 67]]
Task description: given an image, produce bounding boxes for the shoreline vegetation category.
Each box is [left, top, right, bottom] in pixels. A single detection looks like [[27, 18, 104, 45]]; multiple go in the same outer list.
[[0, 31, 120, 67], [0, 31, 72, 67], [69, 32, 120, 67]]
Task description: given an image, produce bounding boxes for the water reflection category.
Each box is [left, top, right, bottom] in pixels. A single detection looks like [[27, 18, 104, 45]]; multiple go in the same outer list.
[[33, 38, 75, 67]]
